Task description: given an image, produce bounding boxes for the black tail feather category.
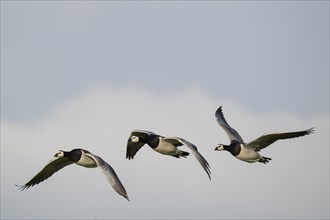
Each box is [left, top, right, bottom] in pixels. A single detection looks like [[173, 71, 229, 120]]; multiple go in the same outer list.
[[172, 150, 190, 158], [259, 156, 271, 164], [179, 150, 189, 158]]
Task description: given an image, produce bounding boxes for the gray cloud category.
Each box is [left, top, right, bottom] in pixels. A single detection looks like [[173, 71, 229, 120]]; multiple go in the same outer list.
[[1, 87, 328, 219], [1, 1, 329, 219]]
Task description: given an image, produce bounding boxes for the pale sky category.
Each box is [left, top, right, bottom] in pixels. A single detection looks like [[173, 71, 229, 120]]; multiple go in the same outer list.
[[1, 1, 329, 219]]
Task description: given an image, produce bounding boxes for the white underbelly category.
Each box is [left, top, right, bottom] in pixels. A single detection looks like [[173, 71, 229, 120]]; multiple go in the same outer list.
[[235, 147, 260, 163], [76, 155, 97, 168], [153, 139, 178, 156]]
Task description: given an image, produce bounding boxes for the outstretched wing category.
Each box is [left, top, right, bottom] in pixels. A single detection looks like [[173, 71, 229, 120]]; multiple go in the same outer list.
[[126, 130, 154, 160], [17, 157, 74, 190], [86, 153, 129, 201], [174, 137, 211, 180], [215, 106, 244, 143], [246, 128, 314, 151]]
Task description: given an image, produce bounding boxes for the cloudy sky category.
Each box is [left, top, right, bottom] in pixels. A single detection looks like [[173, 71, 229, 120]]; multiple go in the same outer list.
[[1, 1, 329, 219]]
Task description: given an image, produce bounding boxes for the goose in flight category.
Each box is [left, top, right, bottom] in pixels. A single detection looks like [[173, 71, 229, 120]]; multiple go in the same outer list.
[[214, 106, 314, 163], [17, 148, 129, 201], [126, 130, 211, 180]]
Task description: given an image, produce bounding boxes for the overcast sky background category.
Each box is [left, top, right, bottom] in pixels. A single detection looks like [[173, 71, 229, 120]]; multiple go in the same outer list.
[[1, 1, 329, 219]]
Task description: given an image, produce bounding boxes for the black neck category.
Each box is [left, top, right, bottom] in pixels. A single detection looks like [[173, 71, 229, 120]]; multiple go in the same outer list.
[[67, 149, 82, 162], [147, 135, 160, 148], [224, 141, 241, 156]]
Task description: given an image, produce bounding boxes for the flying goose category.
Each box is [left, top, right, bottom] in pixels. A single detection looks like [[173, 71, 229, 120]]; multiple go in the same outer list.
[[214, 106, 314, 163], [126, 130, 211, 180], [17, 148, 129, 201]]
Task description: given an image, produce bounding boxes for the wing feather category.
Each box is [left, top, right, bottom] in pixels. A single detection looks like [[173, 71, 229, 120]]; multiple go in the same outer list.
[[86, 153, 129, 201], [126, 130, 154, 159], [126, 142, 145, 159], [162, 137, 184, 147], [176, 138, 211, 180], [17, 157, 74, 190], [247, 128, 314, 151], [215, 106, 244, 143]]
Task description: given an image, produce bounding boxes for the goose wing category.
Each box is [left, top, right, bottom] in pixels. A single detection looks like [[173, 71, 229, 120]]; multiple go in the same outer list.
[[126, 130, 155, 159], [164, 137, 211, 180], [246, 128, 314, 151], [85, 153, 129, 201], [17, 157, 74, 190], [215, 106, 244, 143]]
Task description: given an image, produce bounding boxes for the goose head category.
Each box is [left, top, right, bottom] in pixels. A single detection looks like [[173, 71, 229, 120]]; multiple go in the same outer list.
[[214, 144, 225, 151], [54, 150, 65, 157]]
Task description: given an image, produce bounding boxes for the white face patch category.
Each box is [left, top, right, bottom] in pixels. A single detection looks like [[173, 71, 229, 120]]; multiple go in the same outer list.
[[215, 144, 224, 151], [130, 136, 140, 143], [55, 151, 64, 157]]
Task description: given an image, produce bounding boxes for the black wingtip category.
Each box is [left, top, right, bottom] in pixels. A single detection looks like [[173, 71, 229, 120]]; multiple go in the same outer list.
[[215, 106, 223, 117], [15, 184, 27, 191], [205, 169, 211, 181], [124, 195, 130, 202], [126, 154, 135, 160], [307, 127, 315, 134], [207, 166, 211, 181], [202, 159, 211, 181]]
